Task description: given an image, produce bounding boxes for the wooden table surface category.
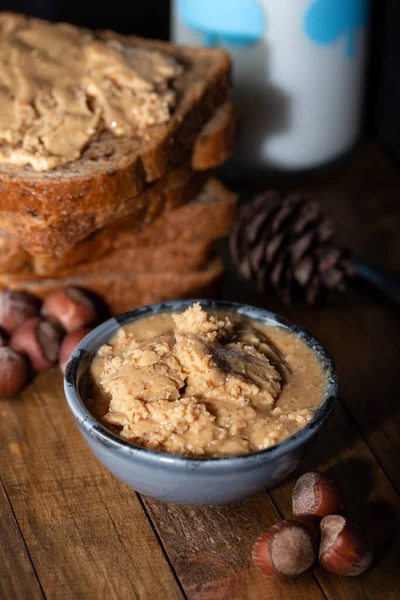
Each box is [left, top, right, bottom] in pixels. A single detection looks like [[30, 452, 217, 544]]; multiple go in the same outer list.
[[1, 141, 399, 600]]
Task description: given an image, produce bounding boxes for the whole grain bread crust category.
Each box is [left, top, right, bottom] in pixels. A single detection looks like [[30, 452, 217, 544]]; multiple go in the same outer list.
[[0, 179, 237, 275], [0, 165, 210, 256], [191, 101, 235, 171], [6, 240, 213, 278]]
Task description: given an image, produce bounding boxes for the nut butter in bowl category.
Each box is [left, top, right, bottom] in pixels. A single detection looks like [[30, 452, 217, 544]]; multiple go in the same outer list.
[[64, 300, 337, 505]]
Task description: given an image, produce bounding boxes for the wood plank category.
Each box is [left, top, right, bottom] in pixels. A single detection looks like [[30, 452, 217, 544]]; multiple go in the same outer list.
[[143, 494, 326, 600], [0, 370, 183, 600], [0, 477, 44, 600], [270, 401, 400, 600]]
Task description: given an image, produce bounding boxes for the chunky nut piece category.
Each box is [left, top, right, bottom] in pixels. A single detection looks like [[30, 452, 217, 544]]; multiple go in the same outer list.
[[59, 328, 91, 374], [319, 515, 373, 576], [0, 347, 29, 397], [42, 287, 97, 333], [252, 520, 317, 578], [0, 290, 41, 334], [11, 317, 63, 372], [293, 471, 344, 518]]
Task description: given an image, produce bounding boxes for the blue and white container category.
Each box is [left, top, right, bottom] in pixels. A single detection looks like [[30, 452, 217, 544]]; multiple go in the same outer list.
[[171, 0, 370, 171]]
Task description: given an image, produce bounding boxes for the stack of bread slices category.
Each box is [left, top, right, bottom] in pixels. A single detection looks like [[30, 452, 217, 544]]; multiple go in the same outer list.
[[0, 19, 236, 314]]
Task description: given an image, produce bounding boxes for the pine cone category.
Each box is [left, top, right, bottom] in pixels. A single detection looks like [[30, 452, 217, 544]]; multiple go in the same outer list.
[[230, 191, 354, 306]]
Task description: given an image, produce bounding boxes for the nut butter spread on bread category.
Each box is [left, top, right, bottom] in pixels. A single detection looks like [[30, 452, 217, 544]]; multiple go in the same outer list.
[[0, 13, 183, 171], [0, 15, 231, 255]]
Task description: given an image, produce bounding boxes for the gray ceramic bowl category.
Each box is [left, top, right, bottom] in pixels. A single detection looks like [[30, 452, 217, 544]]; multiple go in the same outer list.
[[64, 300, 338, 505]]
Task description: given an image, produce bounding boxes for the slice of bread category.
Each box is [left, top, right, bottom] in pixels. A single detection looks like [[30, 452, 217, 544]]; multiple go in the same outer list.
[[37, 179, 237, 274], [191, 101, 235, 171], [0, 258, 224, 315], [0, 100, 234, 256], [1, 165, 209, 256], [122, 179, 237, 247], [0, 179, 237, 276], [0, 28, 231, 217], [17, 240, 214, 278]]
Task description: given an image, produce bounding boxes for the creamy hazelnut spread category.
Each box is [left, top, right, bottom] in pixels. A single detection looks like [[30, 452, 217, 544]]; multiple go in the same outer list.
[[0, 14, 182, 171], [89, 304, 326, 457]]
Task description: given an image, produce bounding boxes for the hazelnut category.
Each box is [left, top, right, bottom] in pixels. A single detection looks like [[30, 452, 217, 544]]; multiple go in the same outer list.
[[42, 287, 97, 332], [292, 471, 344, 518], [0, 347, 29, 397], [59, 328, 91, 374], [11, 317, 63, 372], [252, 520, 317, 578], [0, 290, 41, 334], [319, 515, 373, 576]]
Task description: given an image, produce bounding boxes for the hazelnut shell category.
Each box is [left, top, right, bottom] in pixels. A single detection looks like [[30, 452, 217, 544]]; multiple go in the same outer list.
[[42, 287, 97, 333], [0, 291, 41, 334], [319, 515, 373, 576], [253, 520, 317, 578], [0, 347, 29, 397], [11, 317, 63, 372], [293, 471, 344, 518]]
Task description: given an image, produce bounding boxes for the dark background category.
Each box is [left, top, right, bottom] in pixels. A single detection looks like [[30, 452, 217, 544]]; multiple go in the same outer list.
[[0, 0, 171, 38], [1, 0, 397, 162]]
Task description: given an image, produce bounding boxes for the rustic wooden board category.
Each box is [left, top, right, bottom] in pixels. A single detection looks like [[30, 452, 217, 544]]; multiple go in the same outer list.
[[0, 477, 44, 600], [1, 141, 399, 599], [0, 372, 183, 600], [143, 493, 326, 600]]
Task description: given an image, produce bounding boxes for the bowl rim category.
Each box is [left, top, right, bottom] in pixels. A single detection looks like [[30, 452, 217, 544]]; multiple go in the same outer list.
[[64, 299, 338, 467]]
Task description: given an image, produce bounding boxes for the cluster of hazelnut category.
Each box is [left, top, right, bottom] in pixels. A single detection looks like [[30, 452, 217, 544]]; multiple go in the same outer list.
[[0, 287, 99, 397], [253, 471, 373, 579]]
